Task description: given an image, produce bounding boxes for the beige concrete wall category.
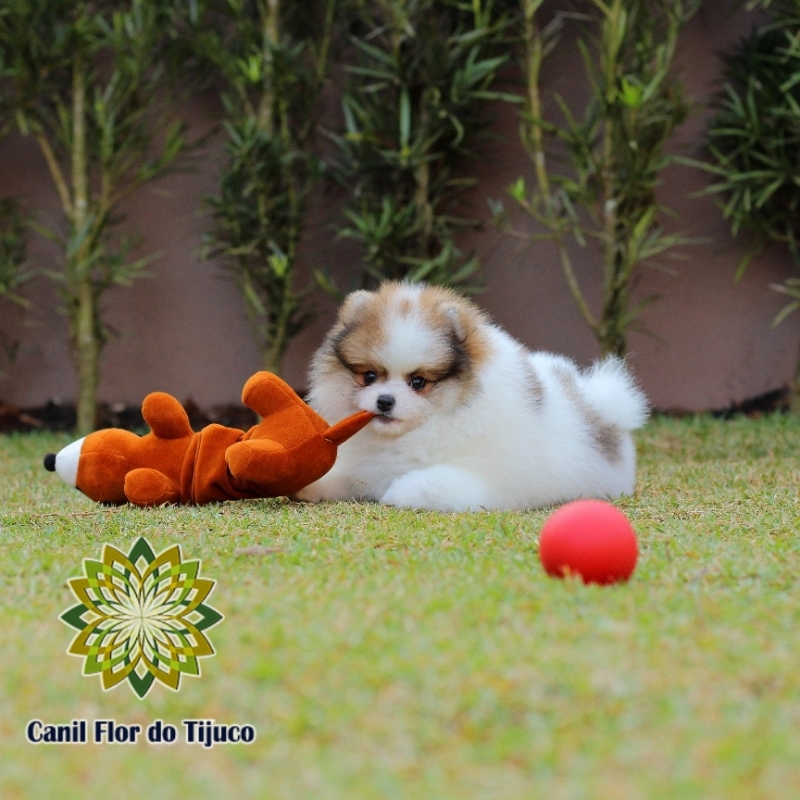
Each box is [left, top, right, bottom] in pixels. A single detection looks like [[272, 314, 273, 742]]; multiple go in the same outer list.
[[1, 1, 798, 412]]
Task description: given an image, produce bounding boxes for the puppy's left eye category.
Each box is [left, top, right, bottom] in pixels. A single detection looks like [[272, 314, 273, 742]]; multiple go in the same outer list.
[[409, 376, 427, 391]]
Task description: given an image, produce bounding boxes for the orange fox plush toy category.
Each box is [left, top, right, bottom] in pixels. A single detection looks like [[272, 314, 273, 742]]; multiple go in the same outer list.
[[43, 372, 374, 506]]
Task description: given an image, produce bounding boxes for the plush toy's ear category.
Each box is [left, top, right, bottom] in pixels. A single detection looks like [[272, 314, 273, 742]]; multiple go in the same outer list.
[[142, 392, 193, 439]]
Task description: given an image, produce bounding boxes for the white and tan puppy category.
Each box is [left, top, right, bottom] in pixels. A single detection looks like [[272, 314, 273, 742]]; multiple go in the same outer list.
[[296, 282, 649, 511]]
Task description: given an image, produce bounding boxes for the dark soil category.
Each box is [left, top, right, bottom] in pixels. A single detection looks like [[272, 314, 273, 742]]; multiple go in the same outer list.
[[0, 385, 790, 435], [656, 385, 791, 420], [710, 385, 791, 419], [0, 398, 258, 434]]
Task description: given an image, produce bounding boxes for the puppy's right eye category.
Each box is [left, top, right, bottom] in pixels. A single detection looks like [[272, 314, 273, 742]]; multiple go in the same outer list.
[[359, 371, 378, 386]]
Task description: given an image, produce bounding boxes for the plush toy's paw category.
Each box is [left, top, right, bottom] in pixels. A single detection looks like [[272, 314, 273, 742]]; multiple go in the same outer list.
[[142, 392, 194, 440], [242, 372, 306, 416], [241, 372, 329, 435], [225, 438, 286, 478], [226, 437, 336, 497], [124, 468, 181, 507]]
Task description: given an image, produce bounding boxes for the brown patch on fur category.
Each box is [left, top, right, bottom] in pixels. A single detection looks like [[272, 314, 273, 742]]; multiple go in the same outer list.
[[338, 290, 374, 326], [522, 361, 545, 410], [318, 282, 493, 394], [448, 303, 491, 371], [594, 425, 623, 463], [327, 291, 387, 374], [553, 364, 623, 463], [413, 285, 492, 395], [410, 285, 490, 365]]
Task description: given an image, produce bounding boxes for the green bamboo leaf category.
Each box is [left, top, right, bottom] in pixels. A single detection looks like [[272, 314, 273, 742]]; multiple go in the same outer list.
[[268, 250, 289, 278], [66, 215, 97, 261], [242, 277, 266, 316], [471, 90, 524, 103], [350, 36, 398, 70], [630, 207, 657, 248], [619, 77, 643, 109], [27, 220, 65, 249], [347, 65, 397, 81], [755, 177, 788, 208], [449, 112, 466, 147], [509, 177, 527, 203], [399, 88, 411, 151], [342, 97, 359, 136], [772, 299, 800, 327], [733, 245, 761, 281]]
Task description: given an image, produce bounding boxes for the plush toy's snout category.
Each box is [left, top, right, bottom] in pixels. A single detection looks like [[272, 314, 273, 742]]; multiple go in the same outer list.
[[45, 436, 89, 491], [44, 372, 374, 507]]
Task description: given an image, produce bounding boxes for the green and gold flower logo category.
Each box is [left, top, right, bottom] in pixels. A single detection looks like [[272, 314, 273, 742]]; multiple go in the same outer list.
[[60, 537, 223, 699]]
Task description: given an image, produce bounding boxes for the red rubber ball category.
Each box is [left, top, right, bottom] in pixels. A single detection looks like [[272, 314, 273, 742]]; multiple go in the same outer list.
[[539, 500, 638, 585]]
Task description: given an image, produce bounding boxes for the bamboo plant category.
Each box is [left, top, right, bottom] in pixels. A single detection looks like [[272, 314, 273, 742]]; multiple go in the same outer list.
[[198, 0, 337, 376], [0, 198, 31, 370], [504, 0, 697, 356], [697, 0, 800, 407], [329, 0, 514, 290], [0, 0, 195, 433]]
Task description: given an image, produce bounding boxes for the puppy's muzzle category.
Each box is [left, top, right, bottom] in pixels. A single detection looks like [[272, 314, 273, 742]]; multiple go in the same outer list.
[[376, 394, 395, 414]]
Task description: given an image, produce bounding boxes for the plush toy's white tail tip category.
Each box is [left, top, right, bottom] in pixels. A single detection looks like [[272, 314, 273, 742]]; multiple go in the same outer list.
[[53, 436, 85, 487]]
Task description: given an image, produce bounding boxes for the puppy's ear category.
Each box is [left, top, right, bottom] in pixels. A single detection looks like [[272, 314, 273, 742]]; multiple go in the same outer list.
[[443, 304, 467, 342], [338, 290, 374, 326], [442, 296, 485, 343], [440, 296, 489, 364]]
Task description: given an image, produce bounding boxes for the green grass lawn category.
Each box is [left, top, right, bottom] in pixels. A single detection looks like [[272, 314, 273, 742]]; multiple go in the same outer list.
[[1, 415, 799, 799]]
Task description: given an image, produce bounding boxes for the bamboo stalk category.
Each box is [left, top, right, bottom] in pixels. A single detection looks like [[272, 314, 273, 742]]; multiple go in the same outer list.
[[263, 305, 288, 375], [70, 52, 98, 434], [515, 0, 692, 357], [35, 134, 73, 218], [315, 0, 337, 85], [523, 0, 599, 336], [599, 0, 619, 333], [258, 0, 280, 136], [523, 0, 550, 197]]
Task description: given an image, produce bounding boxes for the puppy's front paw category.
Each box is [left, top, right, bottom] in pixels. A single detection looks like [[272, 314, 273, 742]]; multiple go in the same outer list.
[[380, 476, 433, 509], [380, 466, 492, 512], [293, 482, 325, 502], [292, 471, 355, 503]]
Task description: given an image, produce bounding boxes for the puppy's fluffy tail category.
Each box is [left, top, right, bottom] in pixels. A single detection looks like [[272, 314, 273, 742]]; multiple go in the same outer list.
[[581, 357, 649, 431]]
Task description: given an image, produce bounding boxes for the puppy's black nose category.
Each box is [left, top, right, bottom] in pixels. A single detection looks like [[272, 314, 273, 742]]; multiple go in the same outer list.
[[44, 453, 56, 472], [376, 394, 395, 414]]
